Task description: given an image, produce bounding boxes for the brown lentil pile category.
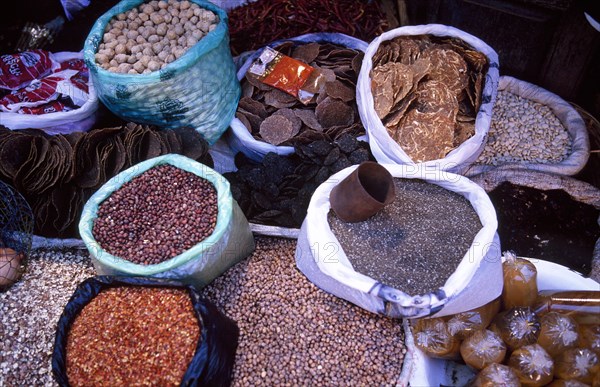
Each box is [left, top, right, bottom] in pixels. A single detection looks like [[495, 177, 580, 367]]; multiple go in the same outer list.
[[0, 248, 95, 386], [93, 164, 218, 265], [329, 178, 482, 295], [200, 237, 406, 385], [66, 286, 200, 387]]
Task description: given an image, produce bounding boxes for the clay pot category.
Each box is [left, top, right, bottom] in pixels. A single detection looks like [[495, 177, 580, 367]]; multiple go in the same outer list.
[[330, 161, 395, 222]]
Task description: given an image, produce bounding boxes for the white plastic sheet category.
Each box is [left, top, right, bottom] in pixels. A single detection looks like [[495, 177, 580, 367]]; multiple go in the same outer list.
[[296, 163, 502, 319]]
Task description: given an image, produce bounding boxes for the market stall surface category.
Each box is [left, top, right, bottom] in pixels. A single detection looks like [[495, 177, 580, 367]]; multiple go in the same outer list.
[[0, 237, 406, 386]]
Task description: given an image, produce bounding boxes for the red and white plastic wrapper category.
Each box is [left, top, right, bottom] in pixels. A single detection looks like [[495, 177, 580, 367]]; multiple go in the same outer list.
[[0, 69, 88, 113], [19, 100, 75, 115], [0, 52, 98, 134], [0, 50, 60, 90]]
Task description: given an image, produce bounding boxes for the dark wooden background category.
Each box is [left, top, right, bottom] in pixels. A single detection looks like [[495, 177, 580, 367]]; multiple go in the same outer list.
[[399, 0, 600, 120]]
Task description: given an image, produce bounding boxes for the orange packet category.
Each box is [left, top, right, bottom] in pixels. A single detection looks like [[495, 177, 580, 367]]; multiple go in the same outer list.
[[248, 47, 322, 104]]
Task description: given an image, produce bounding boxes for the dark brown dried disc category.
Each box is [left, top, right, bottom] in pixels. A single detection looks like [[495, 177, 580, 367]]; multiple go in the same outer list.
[[414, 80, 458, 118], [383, 92, 417, 128], [237, 109, 264, 133], [236, 112, 254, 133], [259, 115, 295, 145], [315, 97, 355, 129], [245, 73, 272, 91], [454, 121, 475, 147], [393, 109, 455, 162], [239, 97, 269, 119], [463, 50, 488, 73], [351, 52, 364, 74], [294, 109, 323, 131], [292, 42, 320, 64], [241, 81, 255, 98], [398, 37, 422, 65], [371, 63, 396, 119], [273, 108, 302, 137], [264, 89, 299, 109], [324, 81, 355, 102]]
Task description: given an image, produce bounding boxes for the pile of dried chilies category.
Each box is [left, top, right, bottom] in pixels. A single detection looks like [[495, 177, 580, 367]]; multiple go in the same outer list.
[[227, 0, 388, 55]]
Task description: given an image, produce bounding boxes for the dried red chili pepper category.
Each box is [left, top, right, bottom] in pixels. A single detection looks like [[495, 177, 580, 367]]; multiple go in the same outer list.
[[228, 0, 388, 55]]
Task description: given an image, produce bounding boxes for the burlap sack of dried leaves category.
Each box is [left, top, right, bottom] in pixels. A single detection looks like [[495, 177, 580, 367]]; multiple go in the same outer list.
[[227, 33, 369, 161], [0, 124, 212, 238], [471, 168, 600, 282], [357, 25, 499, 172]]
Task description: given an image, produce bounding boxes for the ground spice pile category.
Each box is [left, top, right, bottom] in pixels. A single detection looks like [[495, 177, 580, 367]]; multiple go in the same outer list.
[[66, 286, 200, 387], [329, 178, 482, 295]]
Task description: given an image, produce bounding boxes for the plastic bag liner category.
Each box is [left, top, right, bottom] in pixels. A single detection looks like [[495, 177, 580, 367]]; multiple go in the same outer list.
[[296, 163, 502, 319], [79, 153, 255, 287], [401, 259, 600, 387], [0, 52, 99, 134], [52, 276, 239, 387], [226, 32, 368, 162], [356, 24, 500, 173], [83, 0, 240, 145], [465, 76, 590, 177]]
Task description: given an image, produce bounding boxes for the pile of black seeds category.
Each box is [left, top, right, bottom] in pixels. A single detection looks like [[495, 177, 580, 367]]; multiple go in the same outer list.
[[93, 164, 218, 265], [329, 178, 482, 295], [488, 182, 600, 275], [225, 134, 372, 228]]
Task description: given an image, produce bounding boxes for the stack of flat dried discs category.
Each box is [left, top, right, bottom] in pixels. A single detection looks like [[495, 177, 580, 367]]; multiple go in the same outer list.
[[237, 41, 365, 147], [0, 124, 211, 238], [370, 35, 489, 162], [225, 134, 373, 228]]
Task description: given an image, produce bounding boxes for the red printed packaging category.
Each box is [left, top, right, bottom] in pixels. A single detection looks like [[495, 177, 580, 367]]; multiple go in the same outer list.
[[19, 99, 74, 115], [0, 50, 58, 90]]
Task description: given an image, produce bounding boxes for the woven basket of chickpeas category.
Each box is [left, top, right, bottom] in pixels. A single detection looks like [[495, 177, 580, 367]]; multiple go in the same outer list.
[[83, 0, 240, 144]]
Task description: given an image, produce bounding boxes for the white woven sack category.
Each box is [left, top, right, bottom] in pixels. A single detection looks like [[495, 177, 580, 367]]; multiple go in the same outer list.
[[0, 52, 99, 134], [226, 32, 368, 162], [296, 163, 502, 319], [357, 24, 500, 173], [465, 76, 590, 176]]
